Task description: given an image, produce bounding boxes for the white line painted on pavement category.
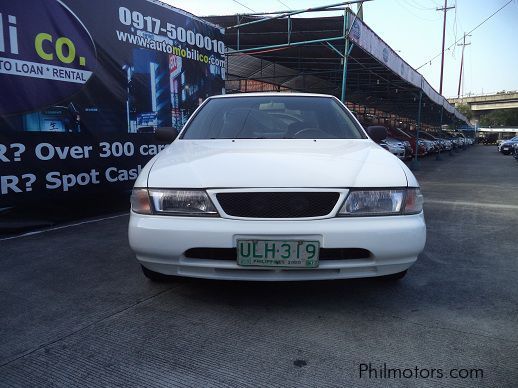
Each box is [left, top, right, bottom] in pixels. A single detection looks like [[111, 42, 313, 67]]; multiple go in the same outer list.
[[425, 199, 518, 210], [0, 213, 129, 241], [420, 181, 518, 190]]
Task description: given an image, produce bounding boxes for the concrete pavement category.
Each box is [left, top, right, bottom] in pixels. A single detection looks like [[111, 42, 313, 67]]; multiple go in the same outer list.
[[1, 145, 517, 387]]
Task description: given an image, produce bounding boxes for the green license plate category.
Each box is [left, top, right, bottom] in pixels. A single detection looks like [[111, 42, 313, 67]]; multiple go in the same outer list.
[[237, 240, 319, 268]]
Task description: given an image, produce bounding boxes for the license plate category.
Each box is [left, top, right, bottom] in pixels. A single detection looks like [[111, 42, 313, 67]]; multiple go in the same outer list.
[[237, 240, 319, 268]]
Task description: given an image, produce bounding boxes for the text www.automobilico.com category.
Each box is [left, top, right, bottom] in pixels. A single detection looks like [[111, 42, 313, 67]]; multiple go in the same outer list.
[[116, 30, 226, 68], [359, 363, 483, 381]]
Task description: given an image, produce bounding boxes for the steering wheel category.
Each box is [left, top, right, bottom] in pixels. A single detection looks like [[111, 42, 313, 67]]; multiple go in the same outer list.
[[292, 128, 328, 139]]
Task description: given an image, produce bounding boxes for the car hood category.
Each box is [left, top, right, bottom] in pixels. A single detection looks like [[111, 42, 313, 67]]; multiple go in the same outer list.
[[147, 139, 410, 188]]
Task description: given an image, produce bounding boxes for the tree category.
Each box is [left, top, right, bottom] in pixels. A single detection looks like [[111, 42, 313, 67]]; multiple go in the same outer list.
[[457, 103, 473, 120], [479, 108, 518, 127]]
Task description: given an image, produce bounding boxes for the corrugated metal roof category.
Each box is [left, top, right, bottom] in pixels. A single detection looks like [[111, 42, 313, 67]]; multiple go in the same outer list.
[[205, 13, 469, 126]]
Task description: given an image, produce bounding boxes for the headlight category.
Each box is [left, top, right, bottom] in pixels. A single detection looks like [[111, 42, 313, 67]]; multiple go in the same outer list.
[[149, 189, 218, 216], [338, 188, 423, 216], [131, 188, 218, 216]]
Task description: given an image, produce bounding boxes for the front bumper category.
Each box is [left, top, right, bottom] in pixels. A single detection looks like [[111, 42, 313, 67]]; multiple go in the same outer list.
[[129, 212, 426, 281]]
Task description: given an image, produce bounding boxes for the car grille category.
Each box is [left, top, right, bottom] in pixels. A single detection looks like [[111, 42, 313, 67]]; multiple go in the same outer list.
[[215, 192, 340, 218]]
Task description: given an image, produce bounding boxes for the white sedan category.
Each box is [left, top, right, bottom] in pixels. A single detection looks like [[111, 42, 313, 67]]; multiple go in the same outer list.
[[129, 93, 426, 281]]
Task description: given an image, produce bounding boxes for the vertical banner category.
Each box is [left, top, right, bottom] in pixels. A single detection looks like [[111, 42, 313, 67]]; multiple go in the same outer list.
[[0, 0, 225, 206], [347, 11, 466, 123]]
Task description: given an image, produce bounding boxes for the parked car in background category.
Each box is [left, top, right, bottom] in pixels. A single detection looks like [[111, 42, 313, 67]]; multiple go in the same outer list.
[[421, 138, 436, 154], [417, 132, 442, 153], [381, 137, 406, 159], [386, 128, 415, 159], [481, 134, 498, 145], [451, 135, 463, 149], [401, 140, 413, 160], [455, 133, 475, 147], [499, 136, 518, 155], [129, 93, 426, 282], [379, 142, 390, 151], [403, 130, 436, 154], [458, 134, 468, 148], [392, 128, 427, 157], [431, 132, 454, 151], [497, 137, 512, 147]]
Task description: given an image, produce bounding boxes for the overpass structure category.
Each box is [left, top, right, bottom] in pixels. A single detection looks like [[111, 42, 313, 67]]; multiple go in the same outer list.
[[449, 92, 518, 111]]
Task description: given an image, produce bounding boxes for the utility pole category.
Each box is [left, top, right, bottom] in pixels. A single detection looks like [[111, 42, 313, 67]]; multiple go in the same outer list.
[[437, 0, 455, 95], [457, 33, 471, 98]]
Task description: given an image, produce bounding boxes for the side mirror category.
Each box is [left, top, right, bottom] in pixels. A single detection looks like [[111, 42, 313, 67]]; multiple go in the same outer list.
[[366, 126, 387, 143], [154, 127, 178, 142]]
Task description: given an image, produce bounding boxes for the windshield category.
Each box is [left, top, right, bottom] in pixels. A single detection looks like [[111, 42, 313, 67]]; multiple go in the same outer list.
[[181, 96, 366, 140]]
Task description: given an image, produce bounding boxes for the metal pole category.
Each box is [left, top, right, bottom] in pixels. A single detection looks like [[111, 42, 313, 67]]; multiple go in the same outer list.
[[324, 41, 344, 58], [457, 34, 465, 98], [457, 33, 471, 98], [236, 15, 240, 51], [439, 0, 447, 94], [287, 16, 291, 45], [437, 0, 454, 95], [228, 35, 346, 54], [411, 90, 423, 170], [233, 6, 349, 17], [227, 0, 372, 29], [448, 111, 454, 156], [436, 106, 443, 160], [453, 116, 459, 152], [341, 10, 349, 102]]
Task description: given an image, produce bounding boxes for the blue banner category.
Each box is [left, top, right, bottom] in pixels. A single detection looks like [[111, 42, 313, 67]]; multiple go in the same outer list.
[[0, 0, 225, 206]]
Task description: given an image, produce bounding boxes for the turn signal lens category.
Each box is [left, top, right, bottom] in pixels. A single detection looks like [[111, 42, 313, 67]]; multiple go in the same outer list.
[[130, 188, 152, 214], [403, 188, 424, 214]]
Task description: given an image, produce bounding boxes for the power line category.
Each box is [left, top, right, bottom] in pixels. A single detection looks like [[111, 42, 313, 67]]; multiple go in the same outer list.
[[417, 0, 514, 70], [399, 0, 440, 22], [276, 0, 292, 10], [231, 0, 256, 13], [404, 0, 437, 11]]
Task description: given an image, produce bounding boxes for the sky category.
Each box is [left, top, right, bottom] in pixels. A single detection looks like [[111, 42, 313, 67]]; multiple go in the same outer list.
[[163, 0, 518, 99]]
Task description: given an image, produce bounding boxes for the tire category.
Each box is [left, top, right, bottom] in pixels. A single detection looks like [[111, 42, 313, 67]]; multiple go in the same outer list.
[[379, 270, 407, 281], [141, 265, 171, 282]]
